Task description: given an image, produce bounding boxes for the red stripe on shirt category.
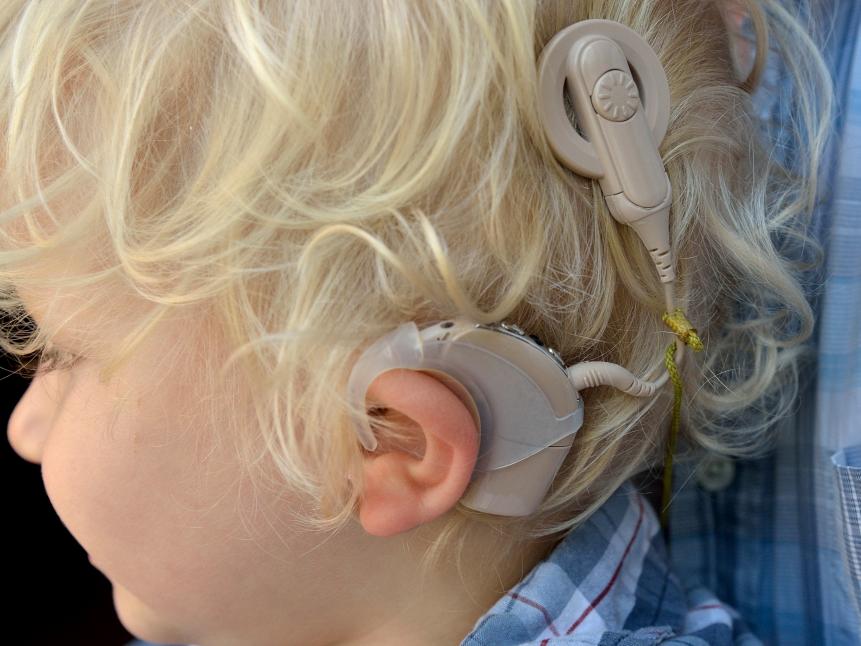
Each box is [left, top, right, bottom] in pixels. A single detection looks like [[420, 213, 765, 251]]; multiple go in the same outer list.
[[565, 495, 646, 635], [507, 591, 561, 637], [690, 603, 724, 613]]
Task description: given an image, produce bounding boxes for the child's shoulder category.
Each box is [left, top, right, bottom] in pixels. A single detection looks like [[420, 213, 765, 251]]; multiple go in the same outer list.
[[460, 481, 759, 645]]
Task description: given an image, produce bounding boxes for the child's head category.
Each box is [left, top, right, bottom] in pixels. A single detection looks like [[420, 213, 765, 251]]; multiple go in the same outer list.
[[2, 1, 830, 644]]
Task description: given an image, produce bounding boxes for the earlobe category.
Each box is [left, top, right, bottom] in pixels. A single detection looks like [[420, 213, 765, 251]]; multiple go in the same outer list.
[[357, 368, 480, 537]]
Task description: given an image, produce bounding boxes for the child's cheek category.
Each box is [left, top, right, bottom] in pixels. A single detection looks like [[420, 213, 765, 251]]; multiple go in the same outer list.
[[42, 414, 196, 632], [40, 401, 152, 575]]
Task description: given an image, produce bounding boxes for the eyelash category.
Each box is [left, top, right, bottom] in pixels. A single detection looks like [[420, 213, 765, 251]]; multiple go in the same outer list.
[[36, 345, 84, 374]]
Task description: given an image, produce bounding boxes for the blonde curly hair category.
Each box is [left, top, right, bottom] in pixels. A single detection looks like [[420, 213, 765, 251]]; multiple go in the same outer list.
[[0, 0, 832, 576]]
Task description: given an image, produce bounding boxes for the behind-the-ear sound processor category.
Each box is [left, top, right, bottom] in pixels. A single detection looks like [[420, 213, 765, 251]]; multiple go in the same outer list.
[[347, 20, 700, 517]]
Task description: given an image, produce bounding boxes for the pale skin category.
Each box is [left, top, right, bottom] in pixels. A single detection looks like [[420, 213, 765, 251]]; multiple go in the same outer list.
[[6, 248, 559, 645]]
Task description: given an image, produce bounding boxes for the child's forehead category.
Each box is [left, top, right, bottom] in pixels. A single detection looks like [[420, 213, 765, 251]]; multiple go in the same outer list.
[[14, 257, 120, 353], [1, 195, 208, 364], [14, 246, 213, 360], [12, 234, 146, 342], [0, 191, 132, 344]]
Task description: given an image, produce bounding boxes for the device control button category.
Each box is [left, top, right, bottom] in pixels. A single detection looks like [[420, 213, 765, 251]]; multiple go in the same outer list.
[[591, 69, 640, 122], [696, 454, 735, 492]]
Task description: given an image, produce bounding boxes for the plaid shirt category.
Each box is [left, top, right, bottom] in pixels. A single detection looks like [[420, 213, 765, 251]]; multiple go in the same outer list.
[[461, 482, 760, 645], [669, 2, 861, 645]]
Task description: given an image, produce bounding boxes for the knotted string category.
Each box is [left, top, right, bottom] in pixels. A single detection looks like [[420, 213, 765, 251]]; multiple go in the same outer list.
[[660, 308, 703, 535]]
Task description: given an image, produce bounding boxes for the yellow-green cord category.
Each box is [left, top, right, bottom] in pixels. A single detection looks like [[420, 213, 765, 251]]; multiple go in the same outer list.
[[660, 309, 703, 535], [660, 340, 682, 533]]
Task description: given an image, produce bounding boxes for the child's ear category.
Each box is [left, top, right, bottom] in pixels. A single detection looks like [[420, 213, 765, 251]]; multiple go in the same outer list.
[[357, 368, 479, 537]]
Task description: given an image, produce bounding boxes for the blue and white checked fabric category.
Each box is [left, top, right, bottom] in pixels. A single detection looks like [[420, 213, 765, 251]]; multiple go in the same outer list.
[[826, 24, 861, 628], [834, 446, 861, 621], [669, 2, 861, 645], [462, 482, 759, 645]]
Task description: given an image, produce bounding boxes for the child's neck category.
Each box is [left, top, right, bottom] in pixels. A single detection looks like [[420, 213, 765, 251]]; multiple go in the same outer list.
[[340, 524, 560, 646]]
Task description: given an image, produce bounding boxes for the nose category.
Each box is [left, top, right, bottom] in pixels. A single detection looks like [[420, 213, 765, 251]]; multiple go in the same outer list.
[[7, 371, 64, 465]]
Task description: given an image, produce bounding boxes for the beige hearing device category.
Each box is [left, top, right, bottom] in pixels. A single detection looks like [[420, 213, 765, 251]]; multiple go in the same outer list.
[[347, 19, 683, 517]]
